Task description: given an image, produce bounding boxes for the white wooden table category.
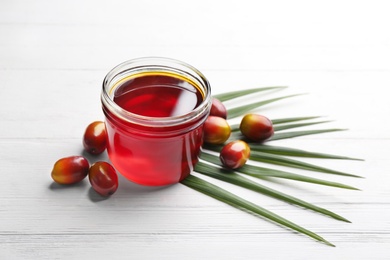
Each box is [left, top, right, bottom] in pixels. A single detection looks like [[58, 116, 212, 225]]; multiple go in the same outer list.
[[1, 0, 389, 259]]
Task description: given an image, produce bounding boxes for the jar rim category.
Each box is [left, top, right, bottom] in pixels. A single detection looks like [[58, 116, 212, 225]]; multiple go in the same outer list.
[[101, 57, 212, 127]]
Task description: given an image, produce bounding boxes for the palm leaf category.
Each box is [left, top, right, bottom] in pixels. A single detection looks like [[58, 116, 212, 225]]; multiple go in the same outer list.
[[272, 116, 324, 124], [203, 145, 361, 177], [249, 151, 362, 178], [270, 129, 347, 141], [226, 128, 346, 145], [273, 121, 333, 131], [180, 87, 362, 246], [227, 94, 303, 119], [213, 86, 287, 102], [248, 144, 363, 161], [199, 152, 359, 190], [230, 120, 332, 132], [240, 164, 358, 190], [195, 162, 350, 222], [181, 175, 335, 246]]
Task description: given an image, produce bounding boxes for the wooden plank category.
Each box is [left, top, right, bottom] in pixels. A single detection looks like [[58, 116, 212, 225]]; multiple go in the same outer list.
[[1, 0, 390, 259]]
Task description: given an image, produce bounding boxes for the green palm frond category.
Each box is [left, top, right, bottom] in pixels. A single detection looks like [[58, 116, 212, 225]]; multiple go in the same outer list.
[[181, 86, 362, 247], [181, 175, 335, 247], [199, 152, 359, 190], [228, 127, 346, 141], [227, 94, 303, 119], [213, 86, 287, 102], [271, 128, 347, 141], [195, 162, 350, 222], [247, 144, 363, 161], [203, 144, 361, 178], [249, 151, 361, 178], [273, 121, 333, 131], [272, 116, 324, 124], [230, 118, 332, 132]]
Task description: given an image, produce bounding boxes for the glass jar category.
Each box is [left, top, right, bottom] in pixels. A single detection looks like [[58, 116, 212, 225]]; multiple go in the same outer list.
[[101, 57, 212, 186]]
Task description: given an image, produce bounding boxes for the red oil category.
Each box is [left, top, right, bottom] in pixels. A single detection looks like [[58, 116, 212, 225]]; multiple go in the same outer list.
[[103, 72, 208, 186], [114, 74, 203, 117]]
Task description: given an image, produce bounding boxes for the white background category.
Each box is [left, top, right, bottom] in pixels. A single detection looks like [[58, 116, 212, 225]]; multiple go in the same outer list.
[[1, 0, 389, 259]]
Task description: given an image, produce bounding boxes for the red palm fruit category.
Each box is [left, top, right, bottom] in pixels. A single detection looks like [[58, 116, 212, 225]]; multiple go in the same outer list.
[[210, 98, 227, 119], [51, 156, 89, 184], [240, 114, 274, 142], [203, 116, 231, 144], [88, 161, 118, 197], [83, 121, 107, 155], [220, 140, 251, 169]]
